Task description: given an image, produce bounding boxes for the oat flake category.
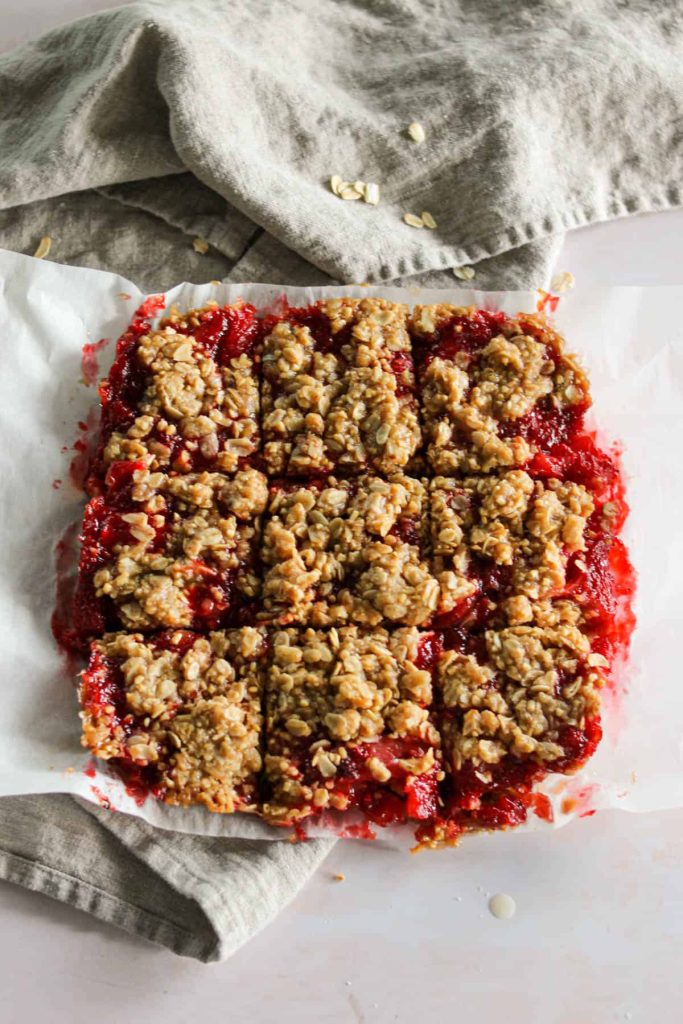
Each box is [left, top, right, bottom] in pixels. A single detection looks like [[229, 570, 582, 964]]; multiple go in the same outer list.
[[403, 213, 424, 229], [192, 237, 210, 255], [421, 211, 437, 229], [33, 236, 52, 260], [407, 121, 426, 143], [550, 270, 575, 294], [364, 182, 380, 206], [453, 265, 476, 280]]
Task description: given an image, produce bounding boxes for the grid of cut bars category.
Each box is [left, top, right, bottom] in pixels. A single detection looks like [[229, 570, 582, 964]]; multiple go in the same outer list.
[[75, 297, 635, 839]]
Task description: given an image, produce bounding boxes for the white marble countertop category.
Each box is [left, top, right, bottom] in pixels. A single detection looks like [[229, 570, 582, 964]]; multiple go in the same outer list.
[[3, 806, 681, 1023], [2, 5, 682, 1021]]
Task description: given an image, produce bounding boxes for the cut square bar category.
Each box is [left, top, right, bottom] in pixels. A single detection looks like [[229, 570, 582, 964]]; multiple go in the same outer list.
[[261, 298, 421, 476], [90, 301, 260, 489], [259, 473, 440, 627], [263, 626, 443, 826], [74, 464, 268, 637], [410, 305, 590, 475], [429, 468, 598, 628], [80, 628, 267, 813], [435, 597, 605, 834]]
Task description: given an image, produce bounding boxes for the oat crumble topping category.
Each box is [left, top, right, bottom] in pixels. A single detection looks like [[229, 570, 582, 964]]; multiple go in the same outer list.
[[430, 470, 595, 607], [259, 474, 440, 627], [410, 305, 590, 474], [438, 599, 602, 771], [80, 629, 266, 813], [99, 302, 259, 479], [86, 468, 267, 631], [261, 298, 421, 476], [262, 626, 441, 823]]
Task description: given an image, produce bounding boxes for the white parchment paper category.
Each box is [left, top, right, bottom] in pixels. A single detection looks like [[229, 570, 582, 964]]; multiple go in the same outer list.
[[0, 248, 680, 842]]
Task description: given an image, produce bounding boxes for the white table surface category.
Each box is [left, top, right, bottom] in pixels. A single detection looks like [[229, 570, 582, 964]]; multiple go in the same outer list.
[[2, 6, 683, 1022]]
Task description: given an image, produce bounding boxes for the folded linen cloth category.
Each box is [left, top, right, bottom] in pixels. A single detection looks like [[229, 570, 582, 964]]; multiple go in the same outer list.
[[0, 0, 680, 962]]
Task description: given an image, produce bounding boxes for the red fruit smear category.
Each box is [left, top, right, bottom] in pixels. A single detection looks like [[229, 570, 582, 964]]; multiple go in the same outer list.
[[90, 785, 114, 811], [433, 588, 485, 631], [290, 736, 441, 829], [110, 762, 159, 807], [135, 294, 166, 318], [389, 516, 421, 545], [404, 772, 440, 820], [555, 719, 603, 773], [442, 759, 541, 833], [499, 399, 587, 450], [150, 630, 201, 656], [338, 821, 377, 841], [81, 337, 109, 386], [80, 648, 132, 740], [527, 432, 620, 501], [537, 290, 560, 314], [531, 792, 554, 823], [389, 350, 415, 397], [175, 303, 258, 362], [567, 535, 637, 666], [98, 318, 151, 435], [261, 304, 341, 355], [415, 632, 443, 673], [50, 522, 84, 664], [361, 789, 409, 827], [69, 407, 100, 492], [414, 309, 508, 368]]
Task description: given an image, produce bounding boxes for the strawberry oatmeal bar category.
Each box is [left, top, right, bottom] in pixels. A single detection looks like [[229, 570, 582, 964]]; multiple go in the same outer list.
[[428, 465, 619, 629], [89, 300, 260, 492], [427, 597, 606, 841], [260, 298, 421, 476], [410, 305, 590, 475], [259, 473, 440, 627], [262, 626, 443, 827], [74, 462, 267, 639], [66, 297, 635, 846], [80, 628, 266, 813]]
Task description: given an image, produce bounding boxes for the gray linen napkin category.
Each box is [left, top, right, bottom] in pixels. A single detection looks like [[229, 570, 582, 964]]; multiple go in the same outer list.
[[0, 0, 681, 962]]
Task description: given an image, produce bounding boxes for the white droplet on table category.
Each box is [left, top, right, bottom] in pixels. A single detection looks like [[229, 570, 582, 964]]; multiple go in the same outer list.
[[488, 892, 516, 919]]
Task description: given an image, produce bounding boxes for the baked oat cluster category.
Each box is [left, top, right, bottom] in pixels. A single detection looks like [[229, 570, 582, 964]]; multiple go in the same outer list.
[[261, 298, 421, 476], [91, 300, 260, 486], [259, 474, 439, 627], [411, 305, 590, 475], [73, 298, 635, 844], [439, 599, 603, 772], [75, 465, 267, 636], [81, 629, 266, 813], [263, 626, 441, 823]]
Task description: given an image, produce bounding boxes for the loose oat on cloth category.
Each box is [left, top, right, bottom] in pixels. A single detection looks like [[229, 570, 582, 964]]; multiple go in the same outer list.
[[0, 0, 681, 962]]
